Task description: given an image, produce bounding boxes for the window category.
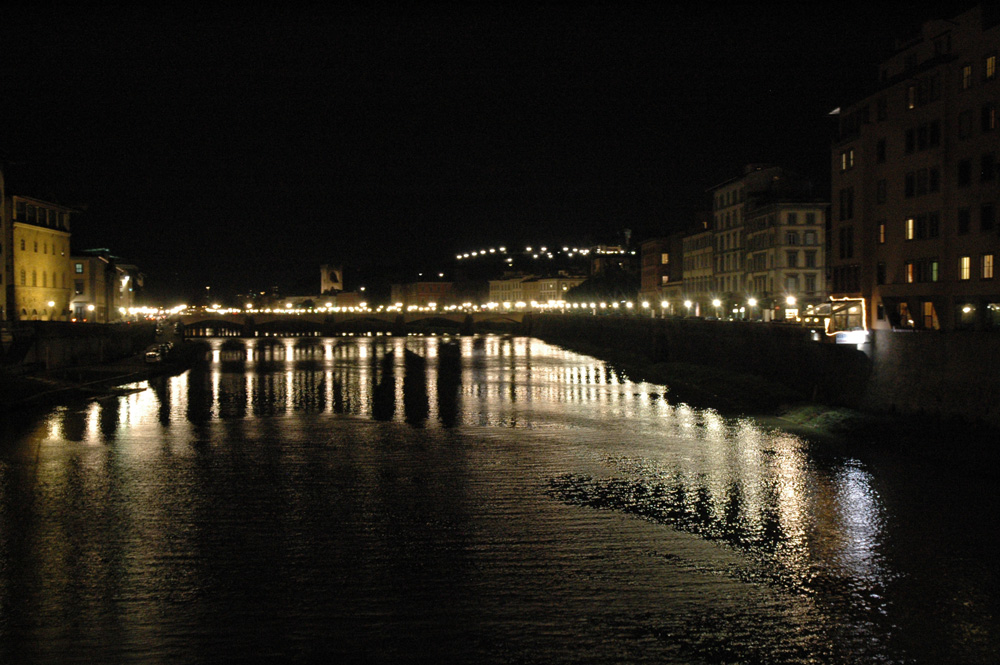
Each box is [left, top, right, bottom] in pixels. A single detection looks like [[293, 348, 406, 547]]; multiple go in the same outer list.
[[20, 239, 25, 251], [786, 232, 799, 245], [877, 262, 886, 285], [983, 104, 997, 132], [963, 63, 973, 89], [804, 251, 817, 268], [839, 188, 854, 220], [75, 263, 84, 274], [960, 109, 973, 138], [905, 128, 915, 153], [906, 217, 915, 240], [959, 159, 972, 186], [907, 85, 917, 109], [786, 275, 798, 292], [905, 262, 915, 283], [929, 212, 940, 238], [931, 260, 939, 282], [805, 212, 816, 224], [786, 212, 798, 225], [786, 251, 798, 268], [986, 53, 997, 80], [983, 254, 995, 279], [33, 241, 38, 252], [877, 139, 886, 163], [878, 221, 886, 243], [839, 227, 854, 259], [959, 208, 971, 234], [982, 204, 996, 231], [661, 253, 669, 264], [804, 230, 817, 245], [983, 153, 996, 181], [960, 255, 971, 280], [20, 269, 25, 286]]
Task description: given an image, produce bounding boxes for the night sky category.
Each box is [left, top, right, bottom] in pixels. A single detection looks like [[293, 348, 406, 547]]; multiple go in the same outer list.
[[0, 3, 962, 304]]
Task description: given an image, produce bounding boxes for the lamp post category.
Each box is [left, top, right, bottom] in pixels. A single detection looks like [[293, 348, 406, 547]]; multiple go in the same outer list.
[[748, 297, 757, 321]]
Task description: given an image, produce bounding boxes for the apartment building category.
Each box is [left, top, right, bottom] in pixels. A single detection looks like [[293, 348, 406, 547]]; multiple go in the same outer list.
[[830, 4, 1000, 331]]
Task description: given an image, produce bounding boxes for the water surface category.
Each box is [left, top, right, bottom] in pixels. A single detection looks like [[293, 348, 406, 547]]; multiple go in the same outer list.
[[1, 335, 997, 663]]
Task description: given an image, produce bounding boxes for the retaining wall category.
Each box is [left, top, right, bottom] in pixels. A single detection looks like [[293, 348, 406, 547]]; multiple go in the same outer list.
[[5, 322, 157, 371]]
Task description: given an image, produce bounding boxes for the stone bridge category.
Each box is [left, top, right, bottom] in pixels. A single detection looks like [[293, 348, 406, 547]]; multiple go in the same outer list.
[[175, 310, 529, 337]]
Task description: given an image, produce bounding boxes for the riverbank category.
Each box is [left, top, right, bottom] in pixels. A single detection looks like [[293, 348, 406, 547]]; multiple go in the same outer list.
[[537, 334, 1000, 463], [0, 340, 207, 413]]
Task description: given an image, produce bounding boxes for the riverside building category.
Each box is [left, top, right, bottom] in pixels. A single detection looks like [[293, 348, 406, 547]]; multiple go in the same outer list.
[[830, 4, 1000, 331]]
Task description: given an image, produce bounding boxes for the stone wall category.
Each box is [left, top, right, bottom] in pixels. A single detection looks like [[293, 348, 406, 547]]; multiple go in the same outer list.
[[530, 314, 871, 407], [863, 329, 1000, 426], [9, 322, 156, 370], [531, 314, 1000, 427]]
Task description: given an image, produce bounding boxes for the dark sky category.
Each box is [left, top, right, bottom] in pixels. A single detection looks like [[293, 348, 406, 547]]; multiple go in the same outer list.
[[0, 2, 961, 303]]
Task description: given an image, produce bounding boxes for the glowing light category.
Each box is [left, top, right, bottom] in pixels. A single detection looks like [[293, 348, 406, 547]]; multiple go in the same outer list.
[[660, 301, 668, 308], [47, 301, 55, 307], [712, 299, 721, 308], [684, 300, 692, 309], [641, 301, 650, 308], [87, 304, 95, 311], [748, 298, 758, 307]]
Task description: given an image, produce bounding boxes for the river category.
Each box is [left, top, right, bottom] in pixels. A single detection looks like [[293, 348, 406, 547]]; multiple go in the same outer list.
[[0, 335, 997, 664]]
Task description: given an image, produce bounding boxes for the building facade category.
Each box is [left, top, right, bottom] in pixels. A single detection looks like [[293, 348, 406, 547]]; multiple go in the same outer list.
[[830, 5, 1000, 331], [6, 195, 74, 321], [709, 165, 828, 320], [639, 234, 684, 313]]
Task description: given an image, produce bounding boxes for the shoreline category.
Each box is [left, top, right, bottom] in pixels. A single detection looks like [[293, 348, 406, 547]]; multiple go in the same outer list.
[[535, 334, 1000, 463], [0, 341, 207, 414]]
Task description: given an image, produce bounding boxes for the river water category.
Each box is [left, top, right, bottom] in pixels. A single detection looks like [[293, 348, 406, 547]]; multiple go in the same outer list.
[[1, 335, 997, 664]]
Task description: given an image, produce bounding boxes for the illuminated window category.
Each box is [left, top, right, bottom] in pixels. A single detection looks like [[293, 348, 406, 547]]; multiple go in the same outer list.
[[879, 221, 886, 243], [984, 254, 995, 279], [907, 85, 916, 109], [905, 217, 915, 240], [905, 262, 915, 283], [963, 64, 973, 89], [986, 53, 996, 80], [75, 263, 84, 274], [931, 260, 939, 282], [960, 255, 971, 280], [661, 253, 669, 264]]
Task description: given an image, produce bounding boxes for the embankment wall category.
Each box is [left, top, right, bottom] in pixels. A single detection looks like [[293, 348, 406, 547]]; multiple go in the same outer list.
[[530, 315, 1000, 427], [3, 322, 156, 371]]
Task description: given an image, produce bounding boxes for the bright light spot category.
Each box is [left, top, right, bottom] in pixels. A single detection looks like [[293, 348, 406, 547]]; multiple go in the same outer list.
[[712, 299, 721, 307], [47, 301, 55, 307], [684, 300, 692, 308], [661, 301, 668, 308], [786, 295, 797, 306], [641, 301, 649, 308], [748, 298, 757, 307]]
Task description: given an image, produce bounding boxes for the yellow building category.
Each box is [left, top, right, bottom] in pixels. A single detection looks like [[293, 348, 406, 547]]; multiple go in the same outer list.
[[8, 195, 74, 321]]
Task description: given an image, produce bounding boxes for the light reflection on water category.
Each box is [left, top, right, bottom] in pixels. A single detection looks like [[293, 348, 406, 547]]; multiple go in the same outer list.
[[0, 335, 997, 664]]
